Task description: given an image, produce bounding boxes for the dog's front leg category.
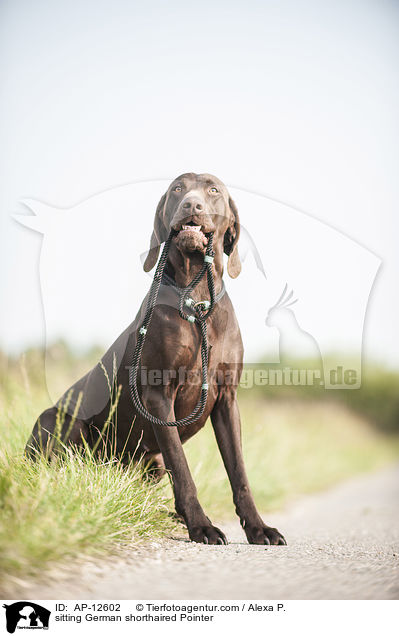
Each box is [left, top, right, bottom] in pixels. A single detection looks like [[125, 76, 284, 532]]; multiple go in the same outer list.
[[211, 388, 286, 545], [142, 387, 227, 545]]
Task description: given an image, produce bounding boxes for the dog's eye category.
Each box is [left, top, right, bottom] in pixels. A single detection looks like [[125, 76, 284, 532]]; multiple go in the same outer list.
[[174, 185, 182, 192], [210, 186, 219, 193]]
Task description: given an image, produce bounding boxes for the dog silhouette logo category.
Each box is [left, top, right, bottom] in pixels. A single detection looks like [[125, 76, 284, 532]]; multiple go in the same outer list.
[[14, 182, 380, 397], [2, 602, 51, 633]]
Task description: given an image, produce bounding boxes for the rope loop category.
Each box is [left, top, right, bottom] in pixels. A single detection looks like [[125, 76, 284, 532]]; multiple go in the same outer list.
[[129, 230, 216, 427]]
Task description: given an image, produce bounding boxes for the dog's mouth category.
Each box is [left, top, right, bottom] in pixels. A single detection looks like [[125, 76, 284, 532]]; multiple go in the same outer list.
[[172, 219, 215, 254], [173, 222, 209, 253], [177, 224, 208, 243]]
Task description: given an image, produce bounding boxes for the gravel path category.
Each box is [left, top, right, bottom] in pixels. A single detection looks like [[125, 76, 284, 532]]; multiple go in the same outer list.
[[23, 465, 399, 600]]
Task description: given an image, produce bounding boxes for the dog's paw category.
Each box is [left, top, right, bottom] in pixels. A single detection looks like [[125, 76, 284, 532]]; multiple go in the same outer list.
[[189, 524, 228, 545], [244, 523, 286, 546]]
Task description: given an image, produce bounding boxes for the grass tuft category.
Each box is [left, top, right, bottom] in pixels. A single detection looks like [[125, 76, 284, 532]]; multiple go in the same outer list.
[[0, 352, 177, 596], [0, 448, 176, 596]]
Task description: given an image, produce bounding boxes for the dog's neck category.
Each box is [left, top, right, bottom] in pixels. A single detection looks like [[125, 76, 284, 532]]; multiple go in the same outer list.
[[165, 243, 224, 298]]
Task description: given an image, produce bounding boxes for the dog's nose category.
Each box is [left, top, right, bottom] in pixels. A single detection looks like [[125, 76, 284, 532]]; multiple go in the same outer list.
[[182, 199, 203, 212], [172, 195, 215, 232]]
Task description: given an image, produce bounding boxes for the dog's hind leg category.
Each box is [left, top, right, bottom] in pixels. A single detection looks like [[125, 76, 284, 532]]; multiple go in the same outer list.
[[25, 406, 90, 460], [142, 452, 166, 482]]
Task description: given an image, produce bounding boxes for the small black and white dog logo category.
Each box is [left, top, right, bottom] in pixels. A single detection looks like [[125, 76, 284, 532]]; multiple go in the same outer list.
[[2, 603, 51, 633]]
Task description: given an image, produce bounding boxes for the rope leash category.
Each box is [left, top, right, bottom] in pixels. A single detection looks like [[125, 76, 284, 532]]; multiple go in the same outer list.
[[129, 230, 216, 427]]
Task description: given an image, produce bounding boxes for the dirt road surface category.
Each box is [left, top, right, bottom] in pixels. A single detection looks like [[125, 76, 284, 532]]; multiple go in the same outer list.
[[20, 464, 399, 600]]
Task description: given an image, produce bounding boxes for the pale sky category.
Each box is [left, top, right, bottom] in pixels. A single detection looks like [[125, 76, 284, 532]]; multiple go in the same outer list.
[[1, 0, 398, 367]]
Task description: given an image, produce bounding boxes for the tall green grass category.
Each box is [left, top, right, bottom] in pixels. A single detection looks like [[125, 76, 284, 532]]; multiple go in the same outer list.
[[0, 450, 176, 595], [0, 350, 176, 596]]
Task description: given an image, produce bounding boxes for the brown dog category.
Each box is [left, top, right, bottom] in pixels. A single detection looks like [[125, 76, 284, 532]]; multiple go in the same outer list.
[[26, 172, 286, 546]]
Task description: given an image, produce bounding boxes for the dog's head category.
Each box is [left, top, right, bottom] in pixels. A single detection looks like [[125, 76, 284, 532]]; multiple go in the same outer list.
[[143, 173, 241, 278]]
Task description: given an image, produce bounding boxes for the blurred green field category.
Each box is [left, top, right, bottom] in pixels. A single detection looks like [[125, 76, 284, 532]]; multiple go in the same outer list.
[[185, 398, 399, 519], [243, 356, 399, 434], [1, 343, 398, 593]]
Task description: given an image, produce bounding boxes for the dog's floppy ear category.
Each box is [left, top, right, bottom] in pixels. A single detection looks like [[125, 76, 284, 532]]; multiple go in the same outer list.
[[224, 196, 241, 278], [143, 193, 168, 272]]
